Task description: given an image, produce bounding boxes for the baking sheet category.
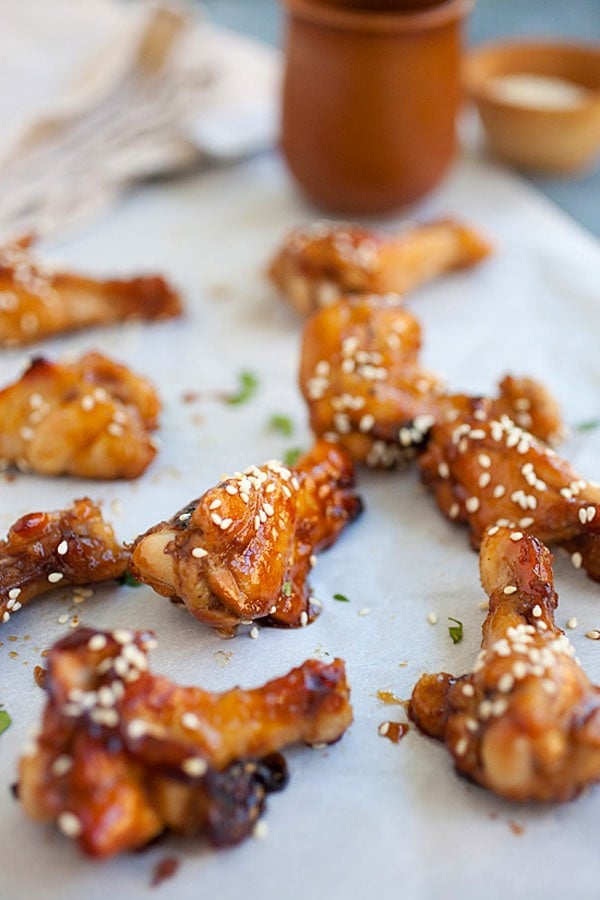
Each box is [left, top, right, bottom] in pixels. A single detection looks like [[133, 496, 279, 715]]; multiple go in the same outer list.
[[1, 149, 600, 899]]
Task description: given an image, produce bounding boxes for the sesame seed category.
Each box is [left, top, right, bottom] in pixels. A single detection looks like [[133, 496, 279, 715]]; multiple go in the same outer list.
[[503, 585, 517, 595], [210, 512, 222, 525], [493, 484, 506, 499], [219, 518, 233, 530], [438, 462, 450, 479], [179, 512, 191, 521], [358, 607, 371, 616], [51, 755, 73, 777], [300, 611, 309, 627], [585, 630, 600, 640], [107, 423, 124, 437], [455, 737, 468, 757], [249, 626, 259, 639], [512, 661, 528, 680], [487, 525, 499, 536], [47, 572, 63, 584], [571, 552, 583, 569], [182, 712, 201, 730], [57, 614, 69, 624], [449, 503, 460, 520], [182, 757, 208, 778], [253, 821, 269, 840], [461, 683, 475, 697], [567, 617, 578, 630], [57, 812, 82, 838], [519, 517, 535, 528], [192, 547, 208, 558], [378, 722, 390, 736], [478, 454, 492, 469], [8, 588, 21, 600], [532, 605, 542, 618], [113, 629, 134, 644], [209, 499, 222, 510], [127, 719, 148, 739], [88, 634, 107, 652], [510, 532, 524, 542], [81, 395, 95, 411], [97, 686, 115, 707], [427, 612, 438, 625], [478, 472, 491, 489], [465, 497, 480, 513], [497, 673, 514, 693], [57, 540, 68, 556]]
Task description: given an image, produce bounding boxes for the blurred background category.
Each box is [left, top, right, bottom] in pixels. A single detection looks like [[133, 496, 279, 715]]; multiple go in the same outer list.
[[202, 0, 600, 233]]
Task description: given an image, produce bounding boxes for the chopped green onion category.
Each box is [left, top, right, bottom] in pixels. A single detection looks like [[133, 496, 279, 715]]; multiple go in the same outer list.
[[448, 617, 463, 644], [226, 371, 259, 405]]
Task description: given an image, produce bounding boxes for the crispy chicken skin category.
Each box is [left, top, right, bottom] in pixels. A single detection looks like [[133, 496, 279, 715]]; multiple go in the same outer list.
[[0, 498, 128, 627], [0, 235, 182, 346], [0, 351, 160, 479], [18, 628, 352, 857], [269, 218, 492, 316], [419, 402, 600, 581], [130, 440, 362, 636], [410, 527, 600, 803], [299, 296, 564, 467]]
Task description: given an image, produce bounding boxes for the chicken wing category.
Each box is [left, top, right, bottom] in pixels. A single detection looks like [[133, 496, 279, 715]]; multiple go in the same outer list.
[[0, 235, 182, 346], [419, 403, 600, 581], [299, 296, 564, 467], [129, 440, 362, 636], [0, 498, 128, 627], [410, 526, 600, 802], [269, 218, 492, 316], [0, 351, 160, 479], [18, 627, 352, 857]]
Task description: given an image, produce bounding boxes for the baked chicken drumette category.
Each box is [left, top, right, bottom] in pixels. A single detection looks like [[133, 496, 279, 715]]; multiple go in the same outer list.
[[0, 235, 181, 346], [0, 498, 128, 627], [419, 403, 600, 581], [0, 351, 160, 479], [130, 440, 362, 636], [269, 218, 491, 316], [300, 296, 564, 467], [410, 526, 600, 803], [18, 628, 352, 857]]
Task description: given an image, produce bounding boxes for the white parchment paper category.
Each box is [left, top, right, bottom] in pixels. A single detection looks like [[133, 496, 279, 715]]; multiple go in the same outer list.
[[1, 150, 599, 899]]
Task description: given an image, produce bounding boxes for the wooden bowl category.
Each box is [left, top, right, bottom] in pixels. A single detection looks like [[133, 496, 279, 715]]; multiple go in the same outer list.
[[463, 41, 600, 174]]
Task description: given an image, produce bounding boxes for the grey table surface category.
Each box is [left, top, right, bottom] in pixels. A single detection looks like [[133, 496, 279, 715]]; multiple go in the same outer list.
[[203, 0, 600, 236]]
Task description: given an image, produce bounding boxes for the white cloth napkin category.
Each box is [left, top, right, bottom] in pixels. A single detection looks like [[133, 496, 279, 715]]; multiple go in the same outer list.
[[0, 0, 279, 239]]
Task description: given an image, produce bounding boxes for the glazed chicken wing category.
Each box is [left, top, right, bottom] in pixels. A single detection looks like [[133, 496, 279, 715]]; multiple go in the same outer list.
[[0, 498, 128, 626], [419, 404, 600, 581], [0, 235, 182, 346], [269, 218, 492, 316], [0, 351, 160, 479], [410, 527, 600, 802], [18, 627, 352, 857], [300, 296, 564, 467], [130, 440, 362, 636]]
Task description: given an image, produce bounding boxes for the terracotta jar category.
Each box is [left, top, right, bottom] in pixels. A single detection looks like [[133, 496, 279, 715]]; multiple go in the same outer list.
[[279, 0, 472, 214]]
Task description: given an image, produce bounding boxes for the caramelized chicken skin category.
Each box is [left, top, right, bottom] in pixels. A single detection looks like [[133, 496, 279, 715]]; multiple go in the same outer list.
[[130, 440, 362, 635], [0, 498, 128, 627], [0, 235, 182, 346], [269, 218, 492, 316], [18, 627, 352, 857], [419, 403, 600, 580], [410, 527, 600, 802], [0, 351, 160, 479], [300, 296, 565, 467]]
